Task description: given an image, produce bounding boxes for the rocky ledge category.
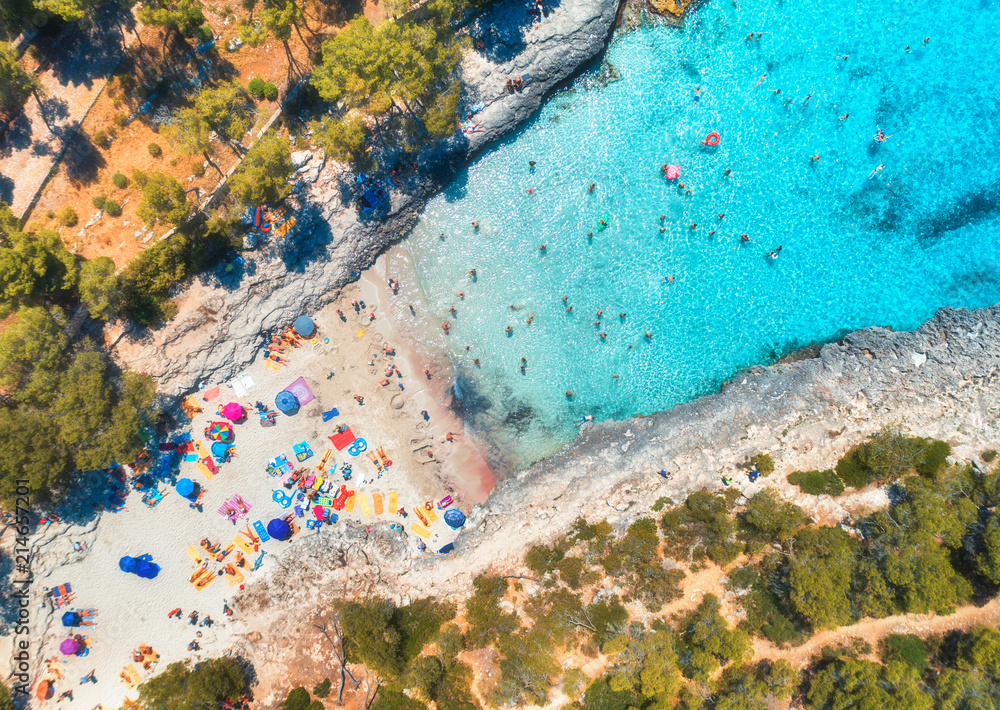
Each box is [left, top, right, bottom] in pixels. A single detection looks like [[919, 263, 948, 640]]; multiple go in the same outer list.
[[110, 0, 622, 395]]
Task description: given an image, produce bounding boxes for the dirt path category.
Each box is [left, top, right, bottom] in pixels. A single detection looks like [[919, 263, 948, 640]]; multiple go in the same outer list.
[[753, 596, 1000, 667]]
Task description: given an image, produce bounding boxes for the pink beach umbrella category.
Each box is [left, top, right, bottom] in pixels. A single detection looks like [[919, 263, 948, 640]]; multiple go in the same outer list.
[[222, 402, 244, 422], [59, 637, 80, 655], [663, 164, 681, 180]]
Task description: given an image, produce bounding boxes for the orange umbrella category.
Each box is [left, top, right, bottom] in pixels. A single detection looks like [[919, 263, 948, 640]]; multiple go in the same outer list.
[[36, 679, 53, 700]]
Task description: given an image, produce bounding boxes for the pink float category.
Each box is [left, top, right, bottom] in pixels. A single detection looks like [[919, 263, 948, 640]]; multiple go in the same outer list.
[[662, 164, 681, 180]]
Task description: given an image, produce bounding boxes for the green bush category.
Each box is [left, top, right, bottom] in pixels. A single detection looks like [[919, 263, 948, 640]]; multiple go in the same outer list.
[[93, 129, 110, 148], [92, 195, 107, 210], [56, 206, 78, 227], [836, 433, 952, 488], [729, 565, 804, 647], [196, 24, 214, 42], [248, 76, 266, 98], [984, 450, 998, 463], [192, 161, 206, 178], [312, 679, 331, 699], [132, 169, 149, 187], [103, 200, 122, 217], [788, 469, 845, 496], [915, 439, 951, 477], [880, 633, 931, 673], [750, 452, 775, 475], [147, 142, 163, 158], [263, 81, 278, 101], [112, 172, 129, 189], [112, 113, 128, 127]]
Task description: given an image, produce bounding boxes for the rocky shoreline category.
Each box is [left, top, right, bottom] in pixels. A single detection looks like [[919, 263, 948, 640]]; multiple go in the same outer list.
[[111, 0, 623, 396]]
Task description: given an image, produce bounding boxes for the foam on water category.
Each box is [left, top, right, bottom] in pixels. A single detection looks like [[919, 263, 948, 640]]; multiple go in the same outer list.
[[401, 0, 1000, 468]]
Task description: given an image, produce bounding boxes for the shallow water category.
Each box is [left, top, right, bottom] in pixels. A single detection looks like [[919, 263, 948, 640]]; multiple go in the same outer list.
[[401, 0, 1000, 468]]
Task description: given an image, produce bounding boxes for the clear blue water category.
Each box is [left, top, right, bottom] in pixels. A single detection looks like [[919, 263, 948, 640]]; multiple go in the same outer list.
[[402, 0, 1000, 469]]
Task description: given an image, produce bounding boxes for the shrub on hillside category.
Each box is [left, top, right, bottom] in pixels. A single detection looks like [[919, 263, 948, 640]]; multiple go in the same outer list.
[[248, 77, 266, 98], [132, 169, 148, 187], [880, 634, 931, 673], [788, 469, 845, 496], [749, 452, 775, 475], [93, 129, 110, 148], [91, 195, 107, 210], [147, 142, 162, 157], [836, 431, 952, 488], [103, 200, 122, 217], [262, 81, 278, 101], [112, 172, 128, 189], [56, 207, 78, 227]]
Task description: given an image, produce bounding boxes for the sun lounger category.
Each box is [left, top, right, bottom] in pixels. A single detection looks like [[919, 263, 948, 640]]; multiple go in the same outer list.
[[318, 450, 333, 472], [186, 546, 204, 566], [344, 490, 356, 513], [233, 535, 256, 556], [372, 493, 384, 515], [388, 490, 398, 514], [410, 523, 431, 539], [357, 492, 372, 516], [312, 475, 324, 490]]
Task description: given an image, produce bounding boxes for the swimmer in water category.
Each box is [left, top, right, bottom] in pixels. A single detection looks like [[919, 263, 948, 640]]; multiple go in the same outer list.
[[812, 154, 820, 162], [473, 358, 480, 365], [767, 246, 783, 259], [708, 230, 716, 236], [839, 113, 849, 121], [510, 304, 524, 310], [869, 163, 885, 179], [724, 167, 732, 176], [659, 228, 666, 233], [505, 326, 512, 334], [587, 232, 593, 238], [458, 291, 464, 299], [468, 268, 477, 277], [645, 332, 653, 339], [598, 219, 607, 227], [659, 214, 666, 221], [440, 233, 446, 240], [449, 306, 457, 315], [588, 183, 596, 192], [690, 223, 697, 230], [562, 295, 568, 303], [538, 243, 546, 251], [755, 73, 766, 86], [472, 221, 479, 230], [694, 87, 701, 103], [566, 305, 573, 313], [664, 275, 675, 283], [620, 312, 626, 318], [596, 310, 603, 318], [526, 313, 534, 324], [527, 188, 534, 195], [566, 391, 575, 398], [599, 332, 606, 339], [529, 160, 536, 169], [718, 213, 725, 220], [741, 233, 750, 243]]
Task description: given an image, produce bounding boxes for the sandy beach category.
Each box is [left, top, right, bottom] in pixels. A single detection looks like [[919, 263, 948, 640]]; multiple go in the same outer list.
[[4, 276, 493, 708]]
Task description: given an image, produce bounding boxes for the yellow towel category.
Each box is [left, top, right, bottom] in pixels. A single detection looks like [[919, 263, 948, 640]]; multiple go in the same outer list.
[[318, 450, 333, 472], [185, 546, 204, 566], [372, 493, 383, 515], [410, 523, 431, 539], [233, 535, 255, 556], [196, 461, 214, 481], [388, 491, 398, 514], [345, 491, 356, 513], [194, 440, 210, 459], [264, 359, 281, 372], [424, 505, 438, 523], [357, 492, 372, 516]]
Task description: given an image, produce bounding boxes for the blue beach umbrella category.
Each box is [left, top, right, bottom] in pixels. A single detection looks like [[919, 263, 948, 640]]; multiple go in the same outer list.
[[266, 518, 291, 540], [293, 315, 315, 337], [61, 611, 80, 627], [443, 509, 466, 529], [118, 556, 137, 573], [275, 390, 299, 414], [176, 478, 195, 498], [211, 441, 230, 458]]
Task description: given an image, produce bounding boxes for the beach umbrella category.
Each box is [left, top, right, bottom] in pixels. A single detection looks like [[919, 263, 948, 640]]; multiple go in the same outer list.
[[205, 421, 234, 441], [222, 402, 244, 421], [443, 508, 466, 529], [36, 680, 53, 700], [293, 315, 315, 337], [176, 478, 195, 498], [211, 441, 230, 458], [274, 390, 299, 414], [61, 611, 80, 627], [59, 638, 80, 655], [135, 560, 160, 579], [118, 556, 137, 573], [266, 518, 291, 540], [437, 543, 455, 554]]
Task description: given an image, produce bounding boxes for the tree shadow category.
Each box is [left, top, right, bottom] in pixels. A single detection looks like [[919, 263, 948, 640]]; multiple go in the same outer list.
[[62, 130, 106, 185], [279, 201, 333, 272], [0, 112, 33, 155], [46, 4, 127, 90], [468, 0, 561, 65], [0, 173, 13, 205]]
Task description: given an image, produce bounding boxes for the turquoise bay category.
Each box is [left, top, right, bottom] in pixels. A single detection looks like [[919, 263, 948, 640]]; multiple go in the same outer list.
[[402, 0, 1000, 468]]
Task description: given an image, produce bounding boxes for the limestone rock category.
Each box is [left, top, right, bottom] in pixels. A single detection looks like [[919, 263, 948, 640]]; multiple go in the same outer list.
[[290, 150, 312, 169]]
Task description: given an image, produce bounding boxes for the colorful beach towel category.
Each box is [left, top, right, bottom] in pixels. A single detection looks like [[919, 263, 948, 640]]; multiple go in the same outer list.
[[329, 428, 356, 451], [293, 441, 314, 462], [50, 583, 74, 608]]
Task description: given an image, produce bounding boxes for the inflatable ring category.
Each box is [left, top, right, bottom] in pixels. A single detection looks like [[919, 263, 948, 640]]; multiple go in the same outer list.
[[424, 502, 433, 511], [703, 132, 721, 147], [311, 338, 318, 344], [323, 337, 330, 343], [354, 438, 368, 452]]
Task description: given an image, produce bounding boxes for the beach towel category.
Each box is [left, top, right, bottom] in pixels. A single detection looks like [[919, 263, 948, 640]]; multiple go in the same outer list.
[[51, 583, 74, 608], [312, 475, 324, 490], [344, 491, 356, 513], [315, 496, 333, 506], [230, 379, 247, 398], [388, 490, 398, 514], [184, 453, 198, 462], [202, 386, 221, 402], [410, 523, 431, 539], [194, 440, 210, 459], [196, 460, 215, 481], [285, 376, 315, 406], [195, 570, 214, 590], [233, 535, 256, 556], [317, 450, 333, 472], [120, 664, 142, 689], [267, 454, 294, 476], [264, 359, 282, 372], [329, 428, 356, 451], [293, 441, 314, 462], [322, 407, 340, 422], [372, 493, 383, 515], [357, 492, 372, 516], [185, 546, 204, 566], [253, 520, 270, 542], [424, 505, 438, 523], [240, 373, 256, 392]]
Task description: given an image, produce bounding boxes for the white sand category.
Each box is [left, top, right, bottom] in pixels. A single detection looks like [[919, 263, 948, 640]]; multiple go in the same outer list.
[[10, 276, 493, 708]]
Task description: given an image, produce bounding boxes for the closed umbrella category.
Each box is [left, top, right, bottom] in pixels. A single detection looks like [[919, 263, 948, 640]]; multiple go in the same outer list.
[[60, 638, 80, 655], [293, 315, 315, 337], [222, 402, 244, 421], [176, 478, 195, 498], [274, 391, 299, 414]]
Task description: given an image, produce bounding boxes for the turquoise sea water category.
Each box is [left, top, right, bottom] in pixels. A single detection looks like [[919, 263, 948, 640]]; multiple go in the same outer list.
[[402, 0, 1000, 468]]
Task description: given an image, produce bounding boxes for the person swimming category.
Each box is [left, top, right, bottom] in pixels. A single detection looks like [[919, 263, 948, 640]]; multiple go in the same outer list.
[[694, 87, 701, 103], [510, 304, 524, 310], [868, 163, 885, 179], [588, 183, 596, 192], [741, 233, 750, 243], [598, 218, 607, 227], [505, 326, 512, 334], [767, 246, 783, 259]]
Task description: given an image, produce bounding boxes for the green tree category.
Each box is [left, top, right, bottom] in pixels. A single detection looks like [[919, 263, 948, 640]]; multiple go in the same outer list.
[[676, 594, 748, 682], [0, 681, 11, 710], [0, 407, 70, 504], [0, 42, 36, 113], [934, 668, 998, 710], [0, 306, 68, 391], [137, 0, 205, 46], [603, 517, 660, 576], [422, 81, 461, 138], [880, 532, 971, 614], [51, 350, 113, 455], [661, 489, 740, 565], [959, 627, 1000, 680], [138, 171, 189, 227], [392, 597, 456, 664], [0, 228, 78, 307], [788, 526, 858, 630], [338, 598, 403, 678], [138, 657, 247, 710], [806, 658, 932, 710], [715, 660, 800, 710], [740, 488, 806, 551], [464, 575, 519, 648], [978, 515, 1000, 584], [310, 114, 368, 163], [79, 257, 120, 320], [163, 108, 224, 176], [226, 131, 292, 206], [281, 687, 311, 710], [490, 630, 559, 707], [404, 655, 444, 700], [195, 81, 256, 143], [603, 624, 682, 705]]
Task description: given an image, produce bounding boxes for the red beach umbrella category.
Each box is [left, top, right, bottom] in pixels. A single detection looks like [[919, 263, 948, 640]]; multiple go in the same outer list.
[[36, 679, 53, 700], [222, 403, 244, 421]]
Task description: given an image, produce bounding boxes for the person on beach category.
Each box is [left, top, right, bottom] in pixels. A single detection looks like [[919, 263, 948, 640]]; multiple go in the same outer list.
[[421, 410, 429, 419], [336, 309, 344, 319], [424, 368, 431, 379], [353, 394, 365, 404], [188, 612, 198, 625], [446, 432, 455, 442], [80, 671, 96, 685]]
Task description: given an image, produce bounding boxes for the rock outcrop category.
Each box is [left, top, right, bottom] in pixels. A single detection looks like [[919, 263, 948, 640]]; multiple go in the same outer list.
[[110, 0, 622, 395]]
